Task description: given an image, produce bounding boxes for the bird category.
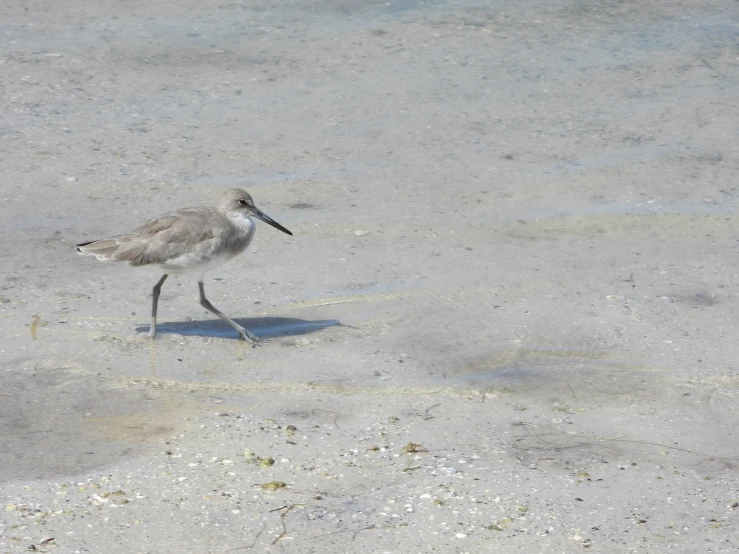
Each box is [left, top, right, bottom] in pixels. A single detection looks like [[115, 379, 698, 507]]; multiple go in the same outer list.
[[75, 188, 292, 344]]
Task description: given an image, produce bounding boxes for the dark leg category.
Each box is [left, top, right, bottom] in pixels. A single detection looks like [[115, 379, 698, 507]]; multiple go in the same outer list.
[[150, 274, 168, 338], [198, 281, 261, 344]]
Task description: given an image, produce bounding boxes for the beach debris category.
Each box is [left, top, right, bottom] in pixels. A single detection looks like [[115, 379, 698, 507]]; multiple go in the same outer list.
[[487, 518, 512, 531], [402, 442, 428, 454], [244, 449, 275, 467], [573, 533, 592, 547], [260, 481, 287, 491], [30, 314, 48, 340], [312, 408, 342, 429], [423, 403, 441, 420]]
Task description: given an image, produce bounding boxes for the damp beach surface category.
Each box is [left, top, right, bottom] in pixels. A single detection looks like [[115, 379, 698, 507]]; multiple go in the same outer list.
[[1, 0, 738, 552]]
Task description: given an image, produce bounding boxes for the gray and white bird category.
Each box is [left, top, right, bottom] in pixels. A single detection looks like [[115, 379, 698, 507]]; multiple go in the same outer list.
[[76, 189, 292, 344]]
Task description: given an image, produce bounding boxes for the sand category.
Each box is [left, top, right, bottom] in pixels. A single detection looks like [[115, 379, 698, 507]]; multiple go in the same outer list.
[[1, 0, 738, 552]]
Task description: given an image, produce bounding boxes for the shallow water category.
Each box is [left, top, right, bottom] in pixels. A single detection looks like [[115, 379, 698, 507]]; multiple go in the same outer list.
[[0, 4, 738, 551]]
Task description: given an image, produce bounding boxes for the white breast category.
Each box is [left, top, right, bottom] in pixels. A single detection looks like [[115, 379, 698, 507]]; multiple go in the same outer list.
[[161, 214, 256, 280]]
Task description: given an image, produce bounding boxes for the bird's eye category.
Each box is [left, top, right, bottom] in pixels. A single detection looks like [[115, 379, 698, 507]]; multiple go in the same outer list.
[[239, 199, 247, 205]]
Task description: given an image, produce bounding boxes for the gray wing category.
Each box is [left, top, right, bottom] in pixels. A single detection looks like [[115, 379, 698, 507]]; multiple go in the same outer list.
[[76, 208, 223, 267]]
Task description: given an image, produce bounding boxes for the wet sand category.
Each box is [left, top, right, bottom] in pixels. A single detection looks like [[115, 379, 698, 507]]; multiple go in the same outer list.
[[1, 0, 738, 552]]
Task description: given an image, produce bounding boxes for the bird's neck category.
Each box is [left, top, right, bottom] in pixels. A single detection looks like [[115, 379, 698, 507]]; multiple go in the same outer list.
[[226, 212, 256, 238]]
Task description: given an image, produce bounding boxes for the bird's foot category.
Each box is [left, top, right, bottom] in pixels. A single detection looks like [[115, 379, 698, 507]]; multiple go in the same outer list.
[[238, 328, 262, 346]]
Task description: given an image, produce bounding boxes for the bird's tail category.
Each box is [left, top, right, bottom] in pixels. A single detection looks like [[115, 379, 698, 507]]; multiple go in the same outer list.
[[75, 239, 122, 260]]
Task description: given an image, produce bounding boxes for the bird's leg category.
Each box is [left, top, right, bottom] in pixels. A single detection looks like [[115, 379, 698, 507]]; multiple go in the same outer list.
[[198, 281, 261, 345], [150, 274, 168, 338]]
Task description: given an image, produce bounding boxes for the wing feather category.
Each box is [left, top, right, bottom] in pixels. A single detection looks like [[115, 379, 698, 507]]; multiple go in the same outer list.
[[76, 208, 225, 267]]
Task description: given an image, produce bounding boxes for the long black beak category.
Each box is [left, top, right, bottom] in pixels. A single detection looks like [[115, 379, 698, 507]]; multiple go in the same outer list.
[[252, 207, 293, 236]]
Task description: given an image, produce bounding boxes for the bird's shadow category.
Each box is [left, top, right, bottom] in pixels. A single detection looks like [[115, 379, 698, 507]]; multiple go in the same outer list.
[[134, 316, 342, 340]]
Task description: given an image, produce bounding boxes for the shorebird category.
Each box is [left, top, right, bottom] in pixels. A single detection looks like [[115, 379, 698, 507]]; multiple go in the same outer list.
[[76, 188, 292, 344]]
